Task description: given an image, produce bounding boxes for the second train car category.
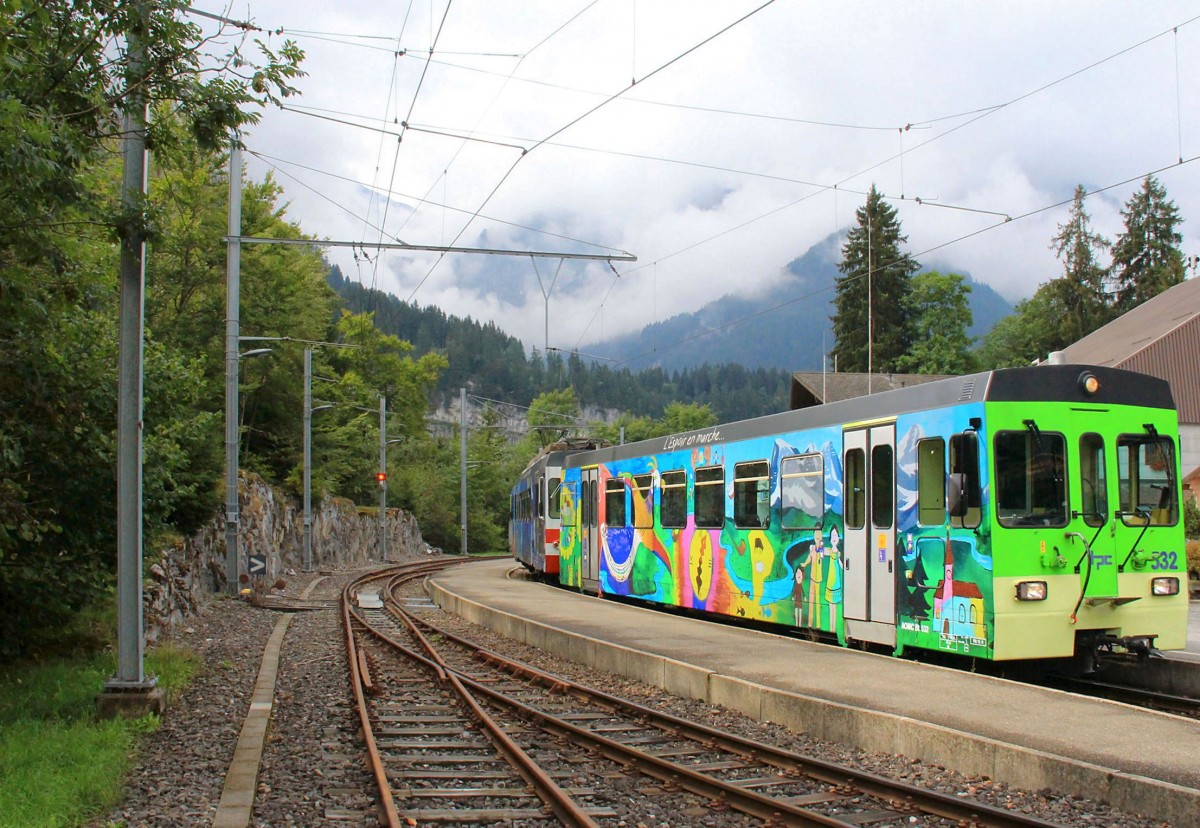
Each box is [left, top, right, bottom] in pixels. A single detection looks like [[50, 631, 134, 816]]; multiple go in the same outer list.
[[512, 365, 1190, 667]]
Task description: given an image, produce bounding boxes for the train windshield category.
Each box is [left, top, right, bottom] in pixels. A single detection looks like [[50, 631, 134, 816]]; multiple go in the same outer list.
[[548, 477, 561, 520], [1118, 435, 1177, 526], [994, 430, 1067, 528]]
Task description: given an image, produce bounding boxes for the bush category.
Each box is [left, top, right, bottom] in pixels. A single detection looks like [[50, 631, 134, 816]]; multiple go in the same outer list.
[[1187, 539, 1200, 581], [1186, 498, 1200, 540]]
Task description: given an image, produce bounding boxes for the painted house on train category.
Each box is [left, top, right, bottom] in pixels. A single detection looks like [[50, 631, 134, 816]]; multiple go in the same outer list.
[[1057, 276, 1200, 499]]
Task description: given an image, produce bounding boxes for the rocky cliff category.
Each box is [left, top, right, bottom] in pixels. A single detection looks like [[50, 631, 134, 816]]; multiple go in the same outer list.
[[143, 472, 428, 643]]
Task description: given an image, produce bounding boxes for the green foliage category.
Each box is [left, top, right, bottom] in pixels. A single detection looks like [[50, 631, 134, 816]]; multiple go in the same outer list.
[[895, 271, 978, 375], [976, 286, 1060, 368], [591, 401, 718, 444], [0, 716, 136, 827], [1047, 185, 1112, 346], [295, 312, 446, 507], [661, 401, 719, 434], [0, 645, 195, 827], [1111, 175, 1184, 313], [831, 185, 918, 372], [527, 388, 583, 447], [1184, 498, 1200, 540], [330, 271, 791, 423], [0, 0, 307, 659], [977, 181, 1180, 369]]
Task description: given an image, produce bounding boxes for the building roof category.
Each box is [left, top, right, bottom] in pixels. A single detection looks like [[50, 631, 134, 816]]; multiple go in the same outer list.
[[1057, 277, 1200, 425], [790, 371, 952, 410], [1061, 277, 1200, 366]]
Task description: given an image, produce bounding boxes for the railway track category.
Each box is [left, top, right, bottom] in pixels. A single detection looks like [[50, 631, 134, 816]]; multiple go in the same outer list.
[[341, 559, 1075, 828], [1049, 675, 1200, 719]]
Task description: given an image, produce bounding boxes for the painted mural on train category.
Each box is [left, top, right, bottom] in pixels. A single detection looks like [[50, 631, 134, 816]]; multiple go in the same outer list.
[[553, 434, 846, 641], [893, 408, 994, 659], [556, 409, 995, 657]]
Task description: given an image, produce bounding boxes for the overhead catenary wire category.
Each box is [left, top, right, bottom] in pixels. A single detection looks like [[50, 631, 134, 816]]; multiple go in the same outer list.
[[367, 0, 454, 296], [246, 7, 1197, 364], [375, 1, 603, 300], [248, 149, 630, 254], [359, 0, 416, 304], [400, 0, 780, 304]]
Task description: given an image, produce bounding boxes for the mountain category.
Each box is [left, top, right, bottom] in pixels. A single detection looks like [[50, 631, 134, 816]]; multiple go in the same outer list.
[[328, 267, 792, 422], [591, 233, 1013, 373]]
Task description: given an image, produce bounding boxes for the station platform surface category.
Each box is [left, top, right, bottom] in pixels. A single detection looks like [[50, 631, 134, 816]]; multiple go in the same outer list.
[[429, 558, 1200, 827]]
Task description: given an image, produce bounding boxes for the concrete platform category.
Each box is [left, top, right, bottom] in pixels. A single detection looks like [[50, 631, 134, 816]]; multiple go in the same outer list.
[[429, 558, 1200, 827]]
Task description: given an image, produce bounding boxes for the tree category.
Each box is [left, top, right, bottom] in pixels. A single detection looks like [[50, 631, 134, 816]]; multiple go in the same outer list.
[[0, 1, 305, 658], [528, 388, 582, 447], [310, 312, 446, 504], [661, 401, 719, 434], [976, 286, 1060, 369], [1047, 184, 1111, 346], [895, 271, 977, 375], [1111, 175, 1184, 313], [832, 185, 918, 373]]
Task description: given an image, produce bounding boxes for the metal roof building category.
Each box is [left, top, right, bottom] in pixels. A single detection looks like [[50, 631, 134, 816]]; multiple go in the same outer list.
[[789, 371, 951, 410], [1060, 277, 1200, 483]]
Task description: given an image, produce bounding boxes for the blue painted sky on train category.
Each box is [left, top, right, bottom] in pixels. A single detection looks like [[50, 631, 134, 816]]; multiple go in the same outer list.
[[213, 1, 1200, 350]]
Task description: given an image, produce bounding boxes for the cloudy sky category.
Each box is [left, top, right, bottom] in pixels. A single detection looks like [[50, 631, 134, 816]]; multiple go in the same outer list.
[[204, 1, 1200, 358]]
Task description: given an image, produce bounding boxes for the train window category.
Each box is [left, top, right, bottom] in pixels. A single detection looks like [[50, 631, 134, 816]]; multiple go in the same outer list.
[[660, 470, 687, 528], [633, 474, 653, 528], [994, 430, 1067, 528], [949, 432, 981, 529], [534, 481, 542, 520], [845, 448, 866, 530], [780, 454, 823, 530], [1117, 435, 1177, 526], [1079, 435, 1107, 527], [734, 461, 770, 528], [605, 478, 627, 527], [871, 444, 894, 529], [548, 477, 562, 520], [695, 466, 725, 528], [917, 438, 946, 526]]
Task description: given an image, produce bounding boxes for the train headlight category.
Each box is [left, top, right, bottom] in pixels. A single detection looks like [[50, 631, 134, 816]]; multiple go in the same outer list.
[[1078, 371, 1100, 395], [1015, 581, 1048, 601], [1151, 577, 1180, 596]]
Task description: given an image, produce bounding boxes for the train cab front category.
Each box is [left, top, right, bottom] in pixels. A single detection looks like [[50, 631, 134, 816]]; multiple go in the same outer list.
[[987, 386, 1189, 671]]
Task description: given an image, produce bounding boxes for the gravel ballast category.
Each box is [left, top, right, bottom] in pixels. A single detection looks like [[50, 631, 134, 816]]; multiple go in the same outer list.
[[96, 560, 1172, 827]]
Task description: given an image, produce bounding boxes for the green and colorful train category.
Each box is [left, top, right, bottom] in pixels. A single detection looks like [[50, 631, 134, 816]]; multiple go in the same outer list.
[[510, 364, 1190, 666]]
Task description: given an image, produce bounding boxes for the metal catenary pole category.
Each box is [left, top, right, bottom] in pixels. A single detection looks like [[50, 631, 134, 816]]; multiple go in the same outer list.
[[303, 349, 313, 570], [110, 2, 151, 692], [379, 396, 387, 561], [224, 144, 243, 594], [460, 387, 467, 555]]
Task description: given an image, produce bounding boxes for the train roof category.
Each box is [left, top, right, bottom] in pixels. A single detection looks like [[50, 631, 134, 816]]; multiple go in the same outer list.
[[560, 364, 1174, 468]]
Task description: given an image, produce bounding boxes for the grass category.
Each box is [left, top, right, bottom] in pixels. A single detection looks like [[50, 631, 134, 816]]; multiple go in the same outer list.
[[0, 645, 199, 828]]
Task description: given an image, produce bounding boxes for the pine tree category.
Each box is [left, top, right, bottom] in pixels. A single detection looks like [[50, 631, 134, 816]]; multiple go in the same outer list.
[[1047, 185, 1111, 347], [831, 185, 918, 373], [1111, 175, 1184, 313]]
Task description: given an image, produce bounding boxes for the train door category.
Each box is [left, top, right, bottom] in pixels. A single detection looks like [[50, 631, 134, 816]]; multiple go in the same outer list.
[[842, 424, 897, 643], [581, 466, 601, 584], [1075, 429, 1119, 599], [532, 477, 543, 569]]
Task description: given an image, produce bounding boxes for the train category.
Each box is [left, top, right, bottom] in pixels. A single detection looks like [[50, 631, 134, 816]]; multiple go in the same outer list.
[[510, 364, 1190, 668]]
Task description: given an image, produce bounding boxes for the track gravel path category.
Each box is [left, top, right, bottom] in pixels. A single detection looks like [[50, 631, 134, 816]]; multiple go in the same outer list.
[[95, 558, 1171, 827]]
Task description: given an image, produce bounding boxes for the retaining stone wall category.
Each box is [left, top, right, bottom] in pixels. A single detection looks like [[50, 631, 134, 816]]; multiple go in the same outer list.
[[142, 472, 427, 643]]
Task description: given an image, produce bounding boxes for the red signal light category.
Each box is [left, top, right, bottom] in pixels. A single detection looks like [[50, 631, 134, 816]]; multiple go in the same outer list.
[[376, 471, 387, 483]]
